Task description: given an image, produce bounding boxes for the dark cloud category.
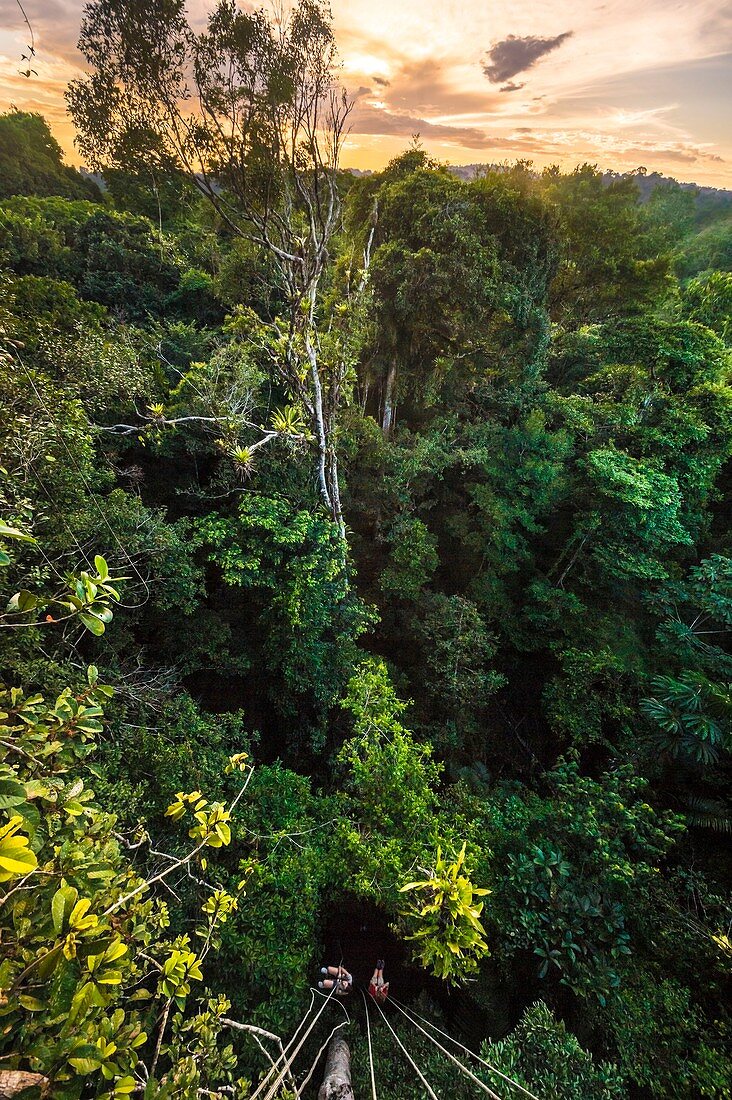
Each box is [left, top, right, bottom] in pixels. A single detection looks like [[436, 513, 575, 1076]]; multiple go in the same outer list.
[[482, 32, 573, 83], [372, 75, 391, 88], [499, 81, 525, 93]]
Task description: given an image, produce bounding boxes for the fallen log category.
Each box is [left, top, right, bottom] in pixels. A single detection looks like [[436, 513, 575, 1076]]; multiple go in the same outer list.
[[318, 1037, 354, 1100]]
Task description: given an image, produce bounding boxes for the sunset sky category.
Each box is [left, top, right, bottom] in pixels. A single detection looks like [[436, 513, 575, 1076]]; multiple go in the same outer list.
[[0, 0, 730, 186]]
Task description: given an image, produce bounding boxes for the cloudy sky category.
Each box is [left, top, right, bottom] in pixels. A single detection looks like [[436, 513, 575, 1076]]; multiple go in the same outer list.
[[1, 0, 731, 185]]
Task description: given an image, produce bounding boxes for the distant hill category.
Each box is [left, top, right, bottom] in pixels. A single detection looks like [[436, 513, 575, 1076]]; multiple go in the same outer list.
[[449, 163, 732, 205], [348, 161, 731, 201], [602, 169, 732, 208]]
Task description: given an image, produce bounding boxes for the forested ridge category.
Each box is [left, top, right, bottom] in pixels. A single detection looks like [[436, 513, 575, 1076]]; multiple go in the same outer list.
[[0, 2, 730, 1096]]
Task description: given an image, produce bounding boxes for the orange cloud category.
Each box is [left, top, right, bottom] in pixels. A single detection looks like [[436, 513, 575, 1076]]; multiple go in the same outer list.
[[0, 0, 728, 186]]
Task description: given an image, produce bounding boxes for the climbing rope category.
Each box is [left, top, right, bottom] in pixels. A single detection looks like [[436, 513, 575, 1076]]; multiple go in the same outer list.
[[390, 997, 541, 1100], [248, 988, 319, 1100], [258, 984, 340, 1100], [371, 995, 440, 1100], [360, 991, 378, 1100], [296, 990, 352, 1098], [247, 996, 314, 1100], [389, 999, 503, 1100]]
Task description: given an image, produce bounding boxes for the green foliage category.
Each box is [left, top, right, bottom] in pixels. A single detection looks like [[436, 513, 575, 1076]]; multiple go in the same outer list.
[[0, 672, 149, 1086], [682, 270, 732, 340], [104, 165, 197, 223], [0, 516, 127, 638], [484, 1001, 625, 1099], [2, 90, 731, 1098], [399, 843, 490, 982], [367, 167, 500, 385], [219, 762, 330, 1032], [679, 214, 732, 276], [583, 446, 691, 580], [641, 671, 732, 764], [380, 513, 438, 600], [337, 659, 441, 843], [335, 660, 493, 984], [197, 497, 372, 733], [7, 273, 106, 339], [352, 161, 558, 421], [493, 761, 684, 1004], [0, 814, 37, 880], [543, 646, 638, 747], [0, 666, 250, 1097], [602, 971, 732, 1097], [651, 555, 732, 673], [0, 519, 36, 567], [642, 181, 697, 250], [542, 163, 672, 323], [0, 112, 100, 201], [413, 593, 504, 751], [0, 196, 215, 321]]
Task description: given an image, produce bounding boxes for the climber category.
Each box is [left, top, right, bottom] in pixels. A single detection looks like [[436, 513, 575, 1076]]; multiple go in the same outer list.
[[368, 958, 389, 1003], [318, 964, 353, 997]]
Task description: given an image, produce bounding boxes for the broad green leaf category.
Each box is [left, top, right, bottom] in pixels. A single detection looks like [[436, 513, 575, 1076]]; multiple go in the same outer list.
[[0, 522, 36, 544], [7, 590, 38, 614], [0, 778, 27, 809], [79, 612, 105, 636]]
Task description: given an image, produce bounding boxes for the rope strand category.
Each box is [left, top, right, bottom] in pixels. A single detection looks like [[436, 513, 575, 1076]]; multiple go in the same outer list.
[[390, 997, 541, 1100], [372, 996, 440, 1100], [259, 984, 339, 1100], [295, 1013, 350, 1098], [248, 991, 317, 1100], [389, 999, 503, 1100], [361, 990, 378, 1100]]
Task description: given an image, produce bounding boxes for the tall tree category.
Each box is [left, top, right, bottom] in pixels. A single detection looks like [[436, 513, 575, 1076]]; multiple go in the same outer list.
[[68, 0, 352, 528], [0, 111, 100, 201]]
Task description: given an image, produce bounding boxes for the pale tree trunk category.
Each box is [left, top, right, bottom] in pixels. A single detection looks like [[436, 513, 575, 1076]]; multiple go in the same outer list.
[[0, 1071, 50, 1098], [305, 327, 333, 518], [302, 288, 346, 536], [328, 446, 345, 540], [382, 361, 397, 434], [318, 1037, 354, 1100]]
